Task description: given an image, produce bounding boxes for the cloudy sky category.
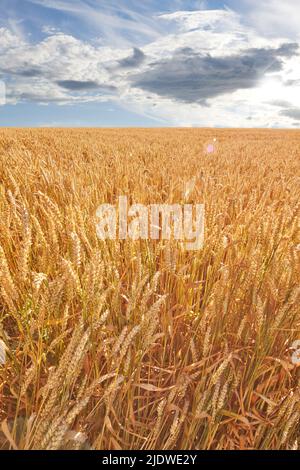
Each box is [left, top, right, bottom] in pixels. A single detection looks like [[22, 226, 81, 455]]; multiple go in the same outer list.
[[0, 0, 300, 127]]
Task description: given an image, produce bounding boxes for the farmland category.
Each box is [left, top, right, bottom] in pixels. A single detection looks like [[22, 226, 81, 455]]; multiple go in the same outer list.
[[0, 128, 299, 449]]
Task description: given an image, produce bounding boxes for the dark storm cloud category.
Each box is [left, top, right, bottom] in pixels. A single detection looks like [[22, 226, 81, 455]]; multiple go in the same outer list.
[[131, 43, 299, 104], [57, 80, 116, 92], [118, 47, 145, 68], [280, 108, 300, 120]]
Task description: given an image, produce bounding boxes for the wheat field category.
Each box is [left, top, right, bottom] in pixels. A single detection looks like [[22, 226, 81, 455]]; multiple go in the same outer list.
[[0, 128, 299, 450]]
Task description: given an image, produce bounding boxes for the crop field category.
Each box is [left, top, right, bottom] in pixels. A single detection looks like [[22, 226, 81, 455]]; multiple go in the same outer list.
[[0, 128, 299, 450]]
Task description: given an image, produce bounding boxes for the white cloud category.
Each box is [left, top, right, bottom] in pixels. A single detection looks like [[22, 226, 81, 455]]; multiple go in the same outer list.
[[159, 9, 240, 33], [1, 7, 300, 127], [236, 0, 300, 40], [0, 27, 24, 50], [1, 31, 118, 104]]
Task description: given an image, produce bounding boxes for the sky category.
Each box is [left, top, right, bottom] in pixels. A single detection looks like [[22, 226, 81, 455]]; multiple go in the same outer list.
[[0, 0, 300, 127]]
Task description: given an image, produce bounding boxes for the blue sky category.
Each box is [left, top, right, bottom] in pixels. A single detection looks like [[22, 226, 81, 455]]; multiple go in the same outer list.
[[0, 0, 300, 127]]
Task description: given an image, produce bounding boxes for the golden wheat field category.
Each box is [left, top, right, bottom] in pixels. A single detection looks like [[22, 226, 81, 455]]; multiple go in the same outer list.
[[0, 128, 299, 450]]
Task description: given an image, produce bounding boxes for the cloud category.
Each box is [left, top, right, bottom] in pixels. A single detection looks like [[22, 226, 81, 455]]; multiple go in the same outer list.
[[235, 0, 300, 40], [268, 99, 292, 108], [57, 80, 116, 92], [0, 27, 24, 50], [280, 108, 300, 120], [131, 44, 298, 104], [0, 30, 118, 103], [285, 79, 300, 86], [159, 9, 241, 33], [276, 42, 299, 57], [118, 47, 145, 68], [1, 5, 300, 127], [14, 68, 44, 77]]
